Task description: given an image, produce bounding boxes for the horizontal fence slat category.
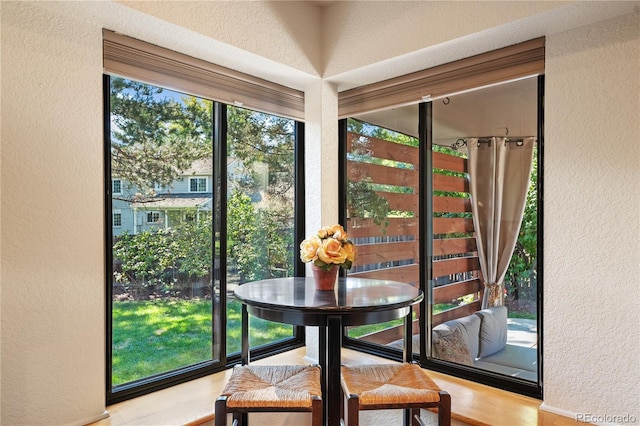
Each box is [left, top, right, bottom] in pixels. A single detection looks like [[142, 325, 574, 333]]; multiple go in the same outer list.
[[433, 151, 467, 173], [348, 264, 419, 284], [433, 173, 469, 193], [433, 217, 475, 235], [349, 133, 419, 166], [375, 191, 417, 212], [348, 162, 418, 188], [433, 278, 483, 304], [433, 196, 472, 213], [432, 301, 481, 327], [432, 256, 480, 278], [348, 217, 418, 238], [433, 237, 477, 256], [344, 134, 487, 338], [353, 318, 420, 346], [355, 241, 418, 266], [356, 325, 404, 346]]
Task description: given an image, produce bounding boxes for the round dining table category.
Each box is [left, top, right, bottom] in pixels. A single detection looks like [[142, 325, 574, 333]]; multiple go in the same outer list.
[[234, 276, 423, 426]]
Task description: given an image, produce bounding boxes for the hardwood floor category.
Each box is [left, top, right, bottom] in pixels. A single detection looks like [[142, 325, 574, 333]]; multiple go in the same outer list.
[[90, 348, 582, 426]]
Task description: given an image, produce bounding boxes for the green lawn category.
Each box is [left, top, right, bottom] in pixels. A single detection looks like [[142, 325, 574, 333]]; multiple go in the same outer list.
[[112, 298, 531, 386], [112, 298, 292, 386]]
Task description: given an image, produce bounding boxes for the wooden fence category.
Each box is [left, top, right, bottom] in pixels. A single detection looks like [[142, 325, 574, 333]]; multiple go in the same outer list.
[[346, 131, 483, 345]]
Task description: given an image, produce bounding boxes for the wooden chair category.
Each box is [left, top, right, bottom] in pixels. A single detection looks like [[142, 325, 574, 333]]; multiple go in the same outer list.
[[340, 308, 451, 426], [215, 305, 323, 426]]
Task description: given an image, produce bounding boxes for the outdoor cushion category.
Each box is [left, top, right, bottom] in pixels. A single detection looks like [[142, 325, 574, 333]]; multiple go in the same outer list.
[[432, 312, 481, 359], [432, 328, 473, 365], [474, 306, 508, 357], [479, 343, 537, 372]]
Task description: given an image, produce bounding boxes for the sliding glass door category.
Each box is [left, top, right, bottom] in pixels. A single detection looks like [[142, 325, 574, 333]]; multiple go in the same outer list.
[[427, 77, 541, 396], [341, 76, 542, 397]]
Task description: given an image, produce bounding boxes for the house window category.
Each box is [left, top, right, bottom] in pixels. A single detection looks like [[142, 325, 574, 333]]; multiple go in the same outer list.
[[112, 179, 122, 195], [113, 210, 122, 227], [146, 211, 161, 223], [105, 75, 304, 404], [189, 177, 207, 192]]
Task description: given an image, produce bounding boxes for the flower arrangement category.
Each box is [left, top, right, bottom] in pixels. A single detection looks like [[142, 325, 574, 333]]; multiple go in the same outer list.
[[299, 224, 356, 271]]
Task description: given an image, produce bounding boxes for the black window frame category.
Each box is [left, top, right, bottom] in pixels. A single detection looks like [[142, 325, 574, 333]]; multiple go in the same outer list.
[[339, 75, 544, 399], [103, 74, 306, 405]]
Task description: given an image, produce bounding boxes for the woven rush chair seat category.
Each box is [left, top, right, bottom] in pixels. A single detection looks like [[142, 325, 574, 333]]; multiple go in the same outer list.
[[341, 363, 451, 426], [215, 364, 322, 426]]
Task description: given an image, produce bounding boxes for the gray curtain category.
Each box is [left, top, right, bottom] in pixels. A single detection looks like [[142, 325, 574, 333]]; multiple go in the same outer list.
[[467, 137, 535, 309]]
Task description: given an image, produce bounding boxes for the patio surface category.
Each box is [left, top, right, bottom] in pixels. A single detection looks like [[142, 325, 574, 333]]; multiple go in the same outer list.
[[507, 317, 538, 348]]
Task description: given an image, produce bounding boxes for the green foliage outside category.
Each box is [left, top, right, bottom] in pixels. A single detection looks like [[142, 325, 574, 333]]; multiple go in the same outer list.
[[505, 147, 538, 303], [227, 190, 294, 283], [110, 78, 297, 294], [110, 78, 213, 200], [113, 218, 214, 297], [110, 78, 297, 387]]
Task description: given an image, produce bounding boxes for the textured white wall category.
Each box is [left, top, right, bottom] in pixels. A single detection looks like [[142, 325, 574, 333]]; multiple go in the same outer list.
[[1, 2, 106, 425], [114, 0, 323, 77], [543, 11, 640, 420], [323, 1, 638, 91], [321, 1, 566, 78], [303, 78, 340, 365]]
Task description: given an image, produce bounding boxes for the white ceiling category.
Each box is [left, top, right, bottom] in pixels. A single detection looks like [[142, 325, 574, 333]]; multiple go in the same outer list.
[[39, 1, 639, 94]]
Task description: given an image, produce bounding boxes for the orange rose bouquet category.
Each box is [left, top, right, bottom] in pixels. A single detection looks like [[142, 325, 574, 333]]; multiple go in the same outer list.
[[300, 224, 356, 271]]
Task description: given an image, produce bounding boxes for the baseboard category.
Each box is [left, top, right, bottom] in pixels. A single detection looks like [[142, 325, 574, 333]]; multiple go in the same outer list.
[[303, 355, 318, 364], [541, 404, 640, 426], [539, 403, 579, 422], [71, 410, 109, 426]]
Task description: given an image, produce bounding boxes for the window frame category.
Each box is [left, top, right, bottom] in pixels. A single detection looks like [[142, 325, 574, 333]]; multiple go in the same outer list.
[[419, 76, 544, 399], [189, 177, 208, 193], [339, 76, 544, 400], [104, 74, 306, 405], [112, 178, 122, 195], [145, 211, 162, 224], [112, 210, 122, 228]]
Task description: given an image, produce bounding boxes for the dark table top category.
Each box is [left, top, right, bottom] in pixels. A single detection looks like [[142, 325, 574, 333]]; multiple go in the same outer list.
[[234, 277, 423, 327]]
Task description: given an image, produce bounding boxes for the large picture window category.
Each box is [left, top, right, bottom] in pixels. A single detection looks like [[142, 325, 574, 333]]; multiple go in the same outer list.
[[105, 75, 304, 403], [341, 76, 543, 399]]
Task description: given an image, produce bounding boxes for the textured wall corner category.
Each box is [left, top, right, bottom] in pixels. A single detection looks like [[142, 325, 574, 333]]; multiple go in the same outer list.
[[544, 10, 640, 420]]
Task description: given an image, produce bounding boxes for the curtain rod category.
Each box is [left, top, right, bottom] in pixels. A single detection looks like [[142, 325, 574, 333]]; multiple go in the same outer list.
[[449, 136, 535, 150]]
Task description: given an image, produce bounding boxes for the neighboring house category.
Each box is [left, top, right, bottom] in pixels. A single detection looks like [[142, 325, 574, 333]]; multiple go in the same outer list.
[[111, 157, 266, 235], [111, 158, 213, 236]]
